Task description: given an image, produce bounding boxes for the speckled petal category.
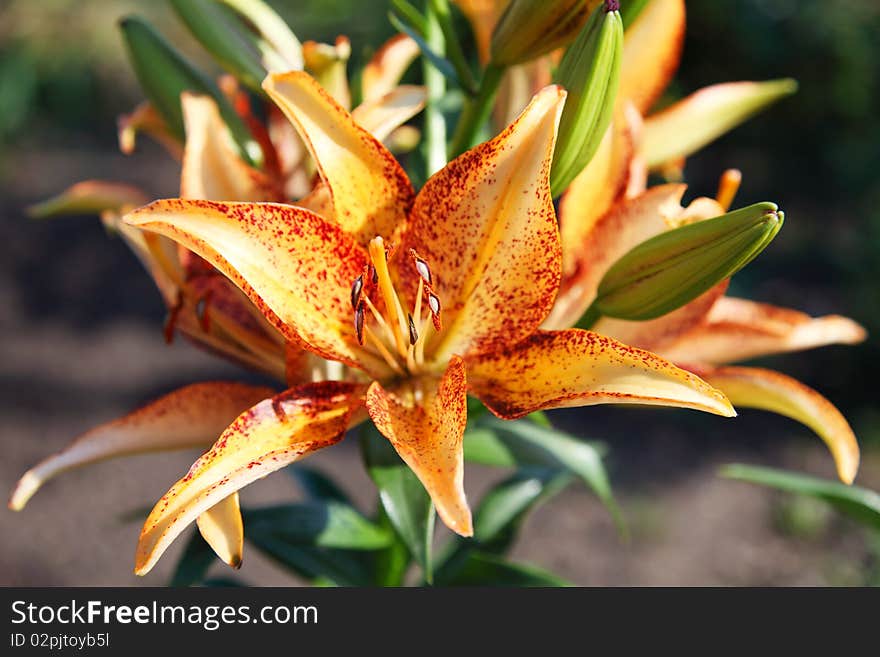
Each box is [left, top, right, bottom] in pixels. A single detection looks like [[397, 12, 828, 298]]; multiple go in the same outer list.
[[361, 34, 421, 102], [401, 85, 566, 362], [135, 381, 365, 575], [688, 365, 860, 485], [366, 357, 472, 537], [545, 183, 686, 330], [263, 71, 414, 246], [658, 297, 867, 365], [197, 492, 244, 569], [618, 0, 685, 114], [8, 382, 274, 511], [466, 329, 735, 419], [180, 93, 281, 202], [125, 199, 372, 369]]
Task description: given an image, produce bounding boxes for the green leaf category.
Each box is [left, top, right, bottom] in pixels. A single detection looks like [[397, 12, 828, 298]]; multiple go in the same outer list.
[[390, 0, 428, 35], [389, 11, 463, 90], [436, 552, 571, 587], [361, 424, 435, 582], [721, 464, 880, 531], [170, 0, 268, 94], [372, 504, 411, 586], [118, 15, 261, 166], [201, 577, 247, 587], [217, 0, 303, 70], [169, 529, 216, 587], [247, 535, 372, 586], [464, 415, 624, 533], [243, 501, 391, 550], [287, 464, 353, 505]]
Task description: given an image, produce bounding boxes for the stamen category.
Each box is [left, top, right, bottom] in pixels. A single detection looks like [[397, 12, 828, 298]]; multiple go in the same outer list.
[[362, 295, 396, 348], [427, 291, 442, 331], [411, 249, 433, 285], [368, 237, 409, 355], [364, 325, 405, 375], [407, 313, 418, 346], [196, 290, 213, 332], [163, 291, 184, 344], [716, 168, 742, 212], [354, 300, 365, 345], [369, 265, 378, 285], [350, 274, 363, 310]]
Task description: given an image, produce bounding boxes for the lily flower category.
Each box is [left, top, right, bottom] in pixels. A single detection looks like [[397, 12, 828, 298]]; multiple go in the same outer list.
[[548, 171, 866, 485], [118, 75, 734, 575]]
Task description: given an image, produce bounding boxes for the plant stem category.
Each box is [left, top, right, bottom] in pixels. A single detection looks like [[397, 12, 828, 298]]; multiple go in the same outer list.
[[423, 2, 447, 176], [448, 62, 504, 158], [428, 0, 477, 95]]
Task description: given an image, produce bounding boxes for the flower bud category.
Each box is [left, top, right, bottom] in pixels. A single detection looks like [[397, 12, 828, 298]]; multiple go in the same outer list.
[[490, 0, 603, 67], [594, 202, 784, 321], [119, 16, 262, 166], [550, 1, 623, 196]]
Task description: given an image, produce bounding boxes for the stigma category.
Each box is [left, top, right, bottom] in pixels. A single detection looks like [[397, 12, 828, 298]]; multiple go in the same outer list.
[[350, 236, 441, 376]]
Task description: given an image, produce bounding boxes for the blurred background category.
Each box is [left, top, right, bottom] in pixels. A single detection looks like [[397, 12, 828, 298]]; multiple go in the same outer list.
[[1, 0, 878, 586]]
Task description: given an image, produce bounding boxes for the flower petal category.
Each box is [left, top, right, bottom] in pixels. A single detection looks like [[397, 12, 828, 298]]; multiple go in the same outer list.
[[545, 183, 686, 329], [180, 93, 281, 202], [26, 180, 149, 219], [263, 71, 414, 246], [8, 382, 274, 511], [558, 117, 635, 277], [361, 34, 421, 102], [658, 297, 867, 364], [618, 0, 685, 114], [366, 356, 472, 536], [594, 281, 729, 351], [197, 492, 244, 569], [687, 365, 860, 485], [466, 329, 735, 419], [642, 79, 798, 169], [401, 85, 566, 362], [135, 381, 365, 575], [351, 85, 427, 143], [125, 199, 376, 370]]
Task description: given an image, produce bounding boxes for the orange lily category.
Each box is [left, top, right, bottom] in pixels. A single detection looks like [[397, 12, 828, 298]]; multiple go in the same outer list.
[[119, 74, 734, 575]]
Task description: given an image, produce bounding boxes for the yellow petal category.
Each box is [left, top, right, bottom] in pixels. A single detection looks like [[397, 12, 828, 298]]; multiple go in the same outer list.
[[135, 381, 365, 575], [642, 79, 798, 169], [26, 180, 148, 219], [197, 492, 244, 569], [263, 71, 414, 246], [401, 85, 566, 362], [180, 93, 281, 202], [8, 382, 273, 511], [118, 100, 183, 159], [466, 329, 735, 419], [361, 34, 421, 102], [351, 85, 428, 143], [559, 117, 635, 277], [303, 36, 352, 110], [545, 183, 686, 330], [688, 365, 860, 484], [125, 199, 376, 371], [618, 0, 685, 114], [658, 297, 867, 364], [366, 356, 472, 536]]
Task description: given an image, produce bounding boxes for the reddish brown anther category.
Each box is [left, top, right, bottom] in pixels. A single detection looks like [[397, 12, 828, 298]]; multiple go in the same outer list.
[[355, 300, 366, 345], [350, 274, 364, 310], [407, 313, 418, 346], [411, 249, 433, 285]]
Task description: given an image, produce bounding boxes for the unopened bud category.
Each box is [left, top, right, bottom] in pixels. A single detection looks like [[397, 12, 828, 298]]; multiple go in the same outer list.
[[490, 0, 602, 67], [550, 1, 623, 196], [594, 202, 784, 321]]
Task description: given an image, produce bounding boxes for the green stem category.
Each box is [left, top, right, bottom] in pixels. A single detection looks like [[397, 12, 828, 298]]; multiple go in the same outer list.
[[428, 0, 477, 95], [423, 3, 447, 176], [448, 62, 504, 158], [574, 302, 602, 330]]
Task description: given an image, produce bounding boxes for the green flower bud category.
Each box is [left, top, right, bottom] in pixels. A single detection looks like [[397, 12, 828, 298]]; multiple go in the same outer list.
[[490, 0, 602, 67], [593, 202, 784, 321], [119, 16, 262, 166], [550, 1, 623, 197]]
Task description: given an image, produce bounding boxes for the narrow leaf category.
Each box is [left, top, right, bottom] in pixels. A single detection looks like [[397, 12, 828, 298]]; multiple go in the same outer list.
[[437, 552, 571, 586]]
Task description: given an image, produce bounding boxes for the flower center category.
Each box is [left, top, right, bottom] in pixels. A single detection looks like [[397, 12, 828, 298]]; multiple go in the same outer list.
[[350, 236, 441, 377]]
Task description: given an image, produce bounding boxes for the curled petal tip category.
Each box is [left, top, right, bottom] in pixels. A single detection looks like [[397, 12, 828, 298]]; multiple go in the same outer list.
[[8, 471, 39, 511]]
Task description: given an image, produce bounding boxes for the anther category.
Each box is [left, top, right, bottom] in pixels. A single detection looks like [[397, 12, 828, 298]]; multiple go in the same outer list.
[[411, 249, 432, 285], [369, 265, 378, 285], [407, 313, 418, 346], [427, 291, 442, 331], [355, 300, 366, 345], [350, 274, 364, 310]]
